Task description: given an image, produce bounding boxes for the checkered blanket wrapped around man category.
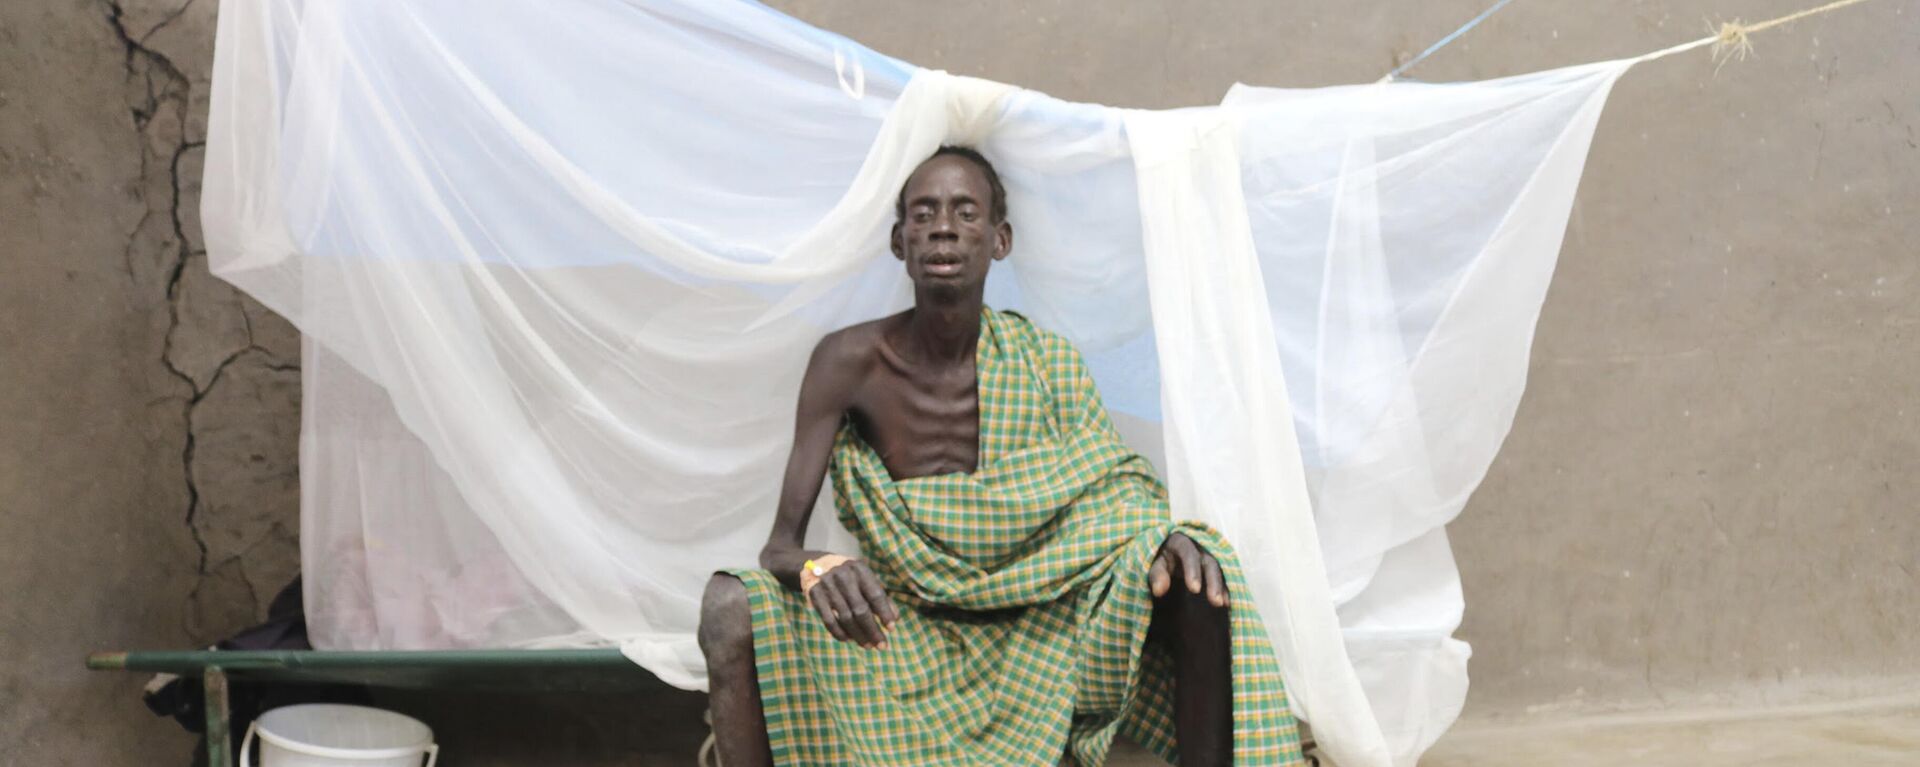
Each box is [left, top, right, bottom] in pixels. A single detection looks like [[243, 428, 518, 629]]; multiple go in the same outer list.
[[731, 309, 1306, 766]]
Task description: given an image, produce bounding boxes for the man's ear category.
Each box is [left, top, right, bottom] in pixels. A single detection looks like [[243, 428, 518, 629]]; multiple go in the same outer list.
[[993, 221, 1013, 261], [890, 222, 905, 261]]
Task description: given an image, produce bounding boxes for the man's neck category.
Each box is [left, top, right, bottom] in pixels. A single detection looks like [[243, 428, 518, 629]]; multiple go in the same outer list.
[[901, 288, 983, 366]]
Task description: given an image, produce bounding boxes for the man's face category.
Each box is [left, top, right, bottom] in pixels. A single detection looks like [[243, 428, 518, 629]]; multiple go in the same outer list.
[[891, 155, 1011, 294]]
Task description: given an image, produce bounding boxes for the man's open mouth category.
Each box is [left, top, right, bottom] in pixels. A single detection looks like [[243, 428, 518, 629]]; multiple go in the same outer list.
[[923, 255, 963, 277]]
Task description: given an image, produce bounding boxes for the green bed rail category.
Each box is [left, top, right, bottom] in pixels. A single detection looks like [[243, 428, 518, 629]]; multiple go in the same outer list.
[[86, 648, 678, 767]]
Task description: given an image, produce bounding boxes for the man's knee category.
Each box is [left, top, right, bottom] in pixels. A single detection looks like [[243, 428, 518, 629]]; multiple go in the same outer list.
[[1153, 581, 1224, 614], [699, 573, 753, 665], [1151, 585, 1227, 647]]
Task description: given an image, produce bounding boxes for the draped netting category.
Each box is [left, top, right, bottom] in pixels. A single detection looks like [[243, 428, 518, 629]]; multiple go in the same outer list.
[[204, 1, 1634, 764]]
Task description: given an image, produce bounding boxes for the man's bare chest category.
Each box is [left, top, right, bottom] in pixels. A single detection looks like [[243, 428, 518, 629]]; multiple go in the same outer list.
[[847, 363, 980, 480]]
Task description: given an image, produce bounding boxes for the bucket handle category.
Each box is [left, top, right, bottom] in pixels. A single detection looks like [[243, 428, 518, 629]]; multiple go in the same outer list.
[[239, 722, 259, 767]]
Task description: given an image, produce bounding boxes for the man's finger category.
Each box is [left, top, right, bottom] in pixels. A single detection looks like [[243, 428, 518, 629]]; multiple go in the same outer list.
[[1149, 552, 1172, 597], [1173, 534, 1204, 594], [809, 584, 851, 643], [1202, 551, 1228, 608], [827, 571, 883, 647], [818, 580, 862, 645], [852, 565, 899, 628], [850, 603, 887, 648]]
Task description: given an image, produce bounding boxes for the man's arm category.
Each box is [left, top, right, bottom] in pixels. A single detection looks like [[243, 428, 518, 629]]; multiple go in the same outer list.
[[756, 331, 898, 647], [757, 333, 857, 582]]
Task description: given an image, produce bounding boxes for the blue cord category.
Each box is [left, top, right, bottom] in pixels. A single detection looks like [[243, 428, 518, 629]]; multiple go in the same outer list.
[[1384, 0, 1519, 81]]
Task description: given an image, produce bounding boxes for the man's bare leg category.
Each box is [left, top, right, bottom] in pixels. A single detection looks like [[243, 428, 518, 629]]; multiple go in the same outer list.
[[1157, 585, 1233, 766], [700, 574, 773, 767]]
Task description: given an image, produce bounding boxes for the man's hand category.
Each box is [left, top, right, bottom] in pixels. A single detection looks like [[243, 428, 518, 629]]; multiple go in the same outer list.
[[1149, 532, 1228, 608], [806, 558, 900, 649]]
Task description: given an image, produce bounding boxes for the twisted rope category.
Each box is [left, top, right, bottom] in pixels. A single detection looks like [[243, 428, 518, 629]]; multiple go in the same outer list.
[[1382, 0, 1881, 83], [1634, 0, 1878, 66]]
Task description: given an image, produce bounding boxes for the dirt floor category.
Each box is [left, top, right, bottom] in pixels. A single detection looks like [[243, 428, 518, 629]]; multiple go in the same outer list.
[[1109, 694, 1920, 766]]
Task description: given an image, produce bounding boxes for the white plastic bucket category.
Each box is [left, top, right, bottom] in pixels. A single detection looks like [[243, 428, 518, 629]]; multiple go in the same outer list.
[[240, 704, 438, 767]]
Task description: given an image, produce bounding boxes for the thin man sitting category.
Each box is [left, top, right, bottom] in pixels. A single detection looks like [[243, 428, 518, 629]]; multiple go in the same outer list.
[[699, 146, 1305, 766]]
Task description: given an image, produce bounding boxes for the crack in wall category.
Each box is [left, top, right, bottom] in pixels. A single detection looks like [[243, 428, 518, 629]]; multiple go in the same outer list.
[[100, 1, 299, 620], [138, 0, 199, 48], [164, 139, 206, 299], [102, 0, 190, 130], [103, 0, 211, 578], [103, 0, 305, 640], [105, 0, 191, 284], [178, 342, 299, 625]]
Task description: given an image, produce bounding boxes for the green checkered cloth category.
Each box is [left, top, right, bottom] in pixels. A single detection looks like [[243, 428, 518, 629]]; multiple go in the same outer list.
[[730, 309, 1304, 766]]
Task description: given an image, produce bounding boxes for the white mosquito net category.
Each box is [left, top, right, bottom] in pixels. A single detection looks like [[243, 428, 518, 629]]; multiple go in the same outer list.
[[203, 0, 1636, 764]]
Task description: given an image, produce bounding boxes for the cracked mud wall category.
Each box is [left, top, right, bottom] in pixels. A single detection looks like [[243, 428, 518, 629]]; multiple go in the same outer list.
[[3, 0, 299, 763], [103, 0, 303, 640]]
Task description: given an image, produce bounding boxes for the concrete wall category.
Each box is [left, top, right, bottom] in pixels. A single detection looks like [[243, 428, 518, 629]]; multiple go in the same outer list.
[[3, 0, 302, 764], [2, 0, 1912, 764]]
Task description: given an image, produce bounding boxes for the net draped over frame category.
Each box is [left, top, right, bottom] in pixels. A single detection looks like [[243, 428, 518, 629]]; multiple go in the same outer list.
[[203, 1, 1633, 765]]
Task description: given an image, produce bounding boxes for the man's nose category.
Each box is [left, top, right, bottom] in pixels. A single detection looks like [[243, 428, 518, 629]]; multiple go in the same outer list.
[[929, 214, 959, 240]]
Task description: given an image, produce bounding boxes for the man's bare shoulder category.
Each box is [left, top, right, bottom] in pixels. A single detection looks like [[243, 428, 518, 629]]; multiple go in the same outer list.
[[803, 311, 908, 386], [813, 314, 892, 361]]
